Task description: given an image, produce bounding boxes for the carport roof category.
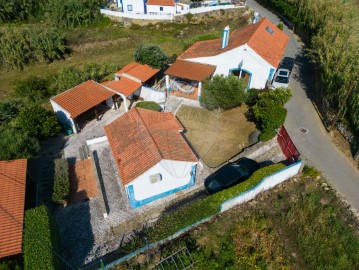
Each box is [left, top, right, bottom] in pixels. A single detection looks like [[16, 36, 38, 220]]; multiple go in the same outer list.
[[165, 59, 216, 81], [102, 77, 142, 97], [52, 80, 115, 118], [0, 159, 27, 258], [115, 62, 160, 83], [104, 108, 198, 185]]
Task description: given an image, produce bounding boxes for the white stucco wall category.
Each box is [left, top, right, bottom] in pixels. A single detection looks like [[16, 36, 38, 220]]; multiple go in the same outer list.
[[122, 0, 145, 13], [147, 5, 175, 14], [186, 44, 275, 89], [106, 96, 115, 109], [50, 100, 77, 133], [176, 3, 190, 12], [128, 159, 197, 201], [140, 86, 166, 103]]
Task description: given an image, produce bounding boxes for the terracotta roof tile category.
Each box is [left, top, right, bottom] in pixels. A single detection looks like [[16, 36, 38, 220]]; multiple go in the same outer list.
[[52, 80, 115, 118], [180, 18, 289, 67], [115, 62, 160, 83], [165, 59, 216, 81], [104, 108, 197, 185], [147, 0, 175, 6], [103, 77, 142, 97], [0, 159, 27, 258]]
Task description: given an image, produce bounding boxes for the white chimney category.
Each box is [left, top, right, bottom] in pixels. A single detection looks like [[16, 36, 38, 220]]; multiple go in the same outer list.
[[222, 26, 230, 49]]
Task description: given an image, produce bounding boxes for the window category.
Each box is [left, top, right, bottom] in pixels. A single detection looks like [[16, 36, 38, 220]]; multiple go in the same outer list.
[[160, 6, 163, 11], [127, 4, 133, 11], [266, 26, 274, 35], [149, 173, 162, 184]]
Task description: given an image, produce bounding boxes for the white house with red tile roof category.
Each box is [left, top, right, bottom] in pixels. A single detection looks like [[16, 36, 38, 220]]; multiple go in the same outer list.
[[168, 18, 289, 97], [146, 0, 175, 15], [104, 107, 198, 208], [116, 0, 189, 14], [119, 0, 146, 14], [0, 159, 27, 259]]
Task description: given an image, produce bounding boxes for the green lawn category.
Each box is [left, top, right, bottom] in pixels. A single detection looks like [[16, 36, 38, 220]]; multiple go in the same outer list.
[[0, 10, 249, 100], [176, 105, 257, 167]]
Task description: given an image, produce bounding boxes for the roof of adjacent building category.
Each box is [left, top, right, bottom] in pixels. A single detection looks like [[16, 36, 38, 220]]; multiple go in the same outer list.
[[179, 18, 289, 67], [0, 159, 27, 258], [104, 108, 198, 185], [52, 80, 115, 118], [103, 77, 142, 97], [147, 0, 175, 6], [115, 62, 160, 83], [164, 59, 216, 81]]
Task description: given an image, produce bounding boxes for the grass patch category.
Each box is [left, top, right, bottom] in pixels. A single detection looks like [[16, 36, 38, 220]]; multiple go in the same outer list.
[[177, 105, 257, 167], [118, 174, 359, 269]]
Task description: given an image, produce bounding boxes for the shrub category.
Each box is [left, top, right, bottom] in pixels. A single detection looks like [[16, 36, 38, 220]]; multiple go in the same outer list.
[[17, 105, 62, 139], [0, 128, 40, 160], [135, 101, 162, 112], [277, 22, 284, 30], [134, 43, 169, 69], [244, 88, 260, 106], [23, 205, 61, 270], [0, 99, 24, 125], [53, 66, 85, 93], [15, 76, 52, 102], [185, 13, 193, 22], [200, 75, 246, 110], [302, 165, 321, 178], [148, 163, 285, 241], [52, 159, 70, 204]]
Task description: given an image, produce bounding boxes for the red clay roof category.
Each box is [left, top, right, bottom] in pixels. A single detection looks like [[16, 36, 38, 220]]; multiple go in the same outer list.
[[116, 62, 160, 83], [52, 80, 115, 118], [165, 59, 216, 81], [147, 0, 175, 6], [180, 18, 289, 67], [105, 108, 198, 185], [103, 77, 142, 97], [0, 159, 27, 258], [69, 160, 99, 203]]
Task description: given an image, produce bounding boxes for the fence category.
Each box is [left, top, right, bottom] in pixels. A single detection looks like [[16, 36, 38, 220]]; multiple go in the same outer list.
[[221, 160, 302, 212], [140, 86, 166, 103], [100, 5, 242, 21], [277, 125, 301, 163], [80, 161, 302, 269]]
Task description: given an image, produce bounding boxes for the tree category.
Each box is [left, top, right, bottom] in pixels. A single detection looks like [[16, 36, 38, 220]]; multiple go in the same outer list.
[[200, 75, 246, 110], [15, 76, 52, 102], [134, 43, 169, 69], [0, 99, 23, 125], [0, 128, 40, 160], [17, 105, 61, 139], [0, 0, 47, 22], [252, 88, 292, 141], [53, 66, 85, 93]]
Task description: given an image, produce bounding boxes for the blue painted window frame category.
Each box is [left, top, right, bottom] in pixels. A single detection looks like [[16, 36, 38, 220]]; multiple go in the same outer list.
[[228, 68, 252, 89]]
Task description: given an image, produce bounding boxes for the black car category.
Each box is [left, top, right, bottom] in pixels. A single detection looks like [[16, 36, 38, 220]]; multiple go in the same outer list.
[[204, 158, 260, 194]]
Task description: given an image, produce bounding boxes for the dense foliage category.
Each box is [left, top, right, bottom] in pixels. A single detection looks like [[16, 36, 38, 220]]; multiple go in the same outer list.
[[17, 105, 61, 139], [52, 159, 70, 204], [252, 88, 292, 141], [15, 76, 52, 103], [0, 0, 47, 22], [200, 75, 246, 110], [0, 28, 67, 69], [134, 43, 169, 69], [256, 0, 359, 132], [0, 128, 40, 160], [148, 163, 285, 241], [0, 99, 23, 125], [23, 205, 61, 270], [135, 101, 162, 112]]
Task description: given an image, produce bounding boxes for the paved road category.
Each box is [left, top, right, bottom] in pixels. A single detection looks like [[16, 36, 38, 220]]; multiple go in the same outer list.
[[246, 0, 359, 211]]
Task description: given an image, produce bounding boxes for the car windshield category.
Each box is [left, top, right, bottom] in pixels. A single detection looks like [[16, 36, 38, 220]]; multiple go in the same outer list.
[[275, 76, 289, 84], [278, 70, 289, 76]]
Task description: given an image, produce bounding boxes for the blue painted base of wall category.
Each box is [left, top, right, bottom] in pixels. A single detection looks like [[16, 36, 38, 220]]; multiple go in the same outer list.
[[127, 165, 197, 208]]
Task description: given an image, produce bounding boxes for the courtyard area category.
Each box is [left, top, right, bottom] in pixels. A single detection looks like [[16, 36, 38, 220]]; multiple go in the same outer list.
[[176, 105, 258, 167]]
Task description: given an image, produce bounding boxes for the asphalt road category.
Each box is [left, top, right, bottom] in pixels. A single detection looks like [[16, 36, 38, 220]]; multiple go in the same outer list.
[[246, 0, 359, 211]]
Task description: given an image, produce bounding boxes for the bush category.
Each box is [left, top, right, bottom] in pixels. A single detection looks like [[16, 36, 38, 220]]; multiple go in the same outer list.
[[245, 88, 260, 106], [23, 205, 61, 270], [0, 128, 40, 160], [200, 75, 246, 110], [277, 22, 284, 30], [134, 43, 169, 69], [135, 101, 162, 112], [17, 105, 62, 139], [15, 76, 52, 102], [148, 163, 285, 241], [52, 159, 70, 204], [0, 99, 24, 125], [252, 88, 292, 141]]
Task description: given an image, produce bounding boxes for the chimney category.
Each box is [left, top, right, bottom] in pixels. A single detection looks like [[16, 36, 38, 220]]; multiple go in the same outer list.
[[221, 26, 230, 49]]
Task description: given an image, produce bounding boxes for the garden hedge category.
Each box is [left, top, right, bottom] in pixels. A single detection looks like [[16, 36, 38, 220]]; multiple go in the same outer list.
[[148, 163, 285, 241], [52, 159, 70, 204], [23, 205, 61, 270]]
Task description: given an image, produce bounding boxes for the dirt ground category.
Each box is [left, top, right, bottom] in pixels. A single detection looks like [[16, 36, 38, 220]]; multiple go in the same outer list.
[[176, 105, 257, 167], [330, 129, 359, 169]]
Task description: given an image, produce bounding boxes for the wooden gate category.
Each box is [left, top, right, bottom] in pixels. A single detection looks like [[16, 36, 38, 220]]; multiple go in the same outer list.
[[277, 126, 300, 163]]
